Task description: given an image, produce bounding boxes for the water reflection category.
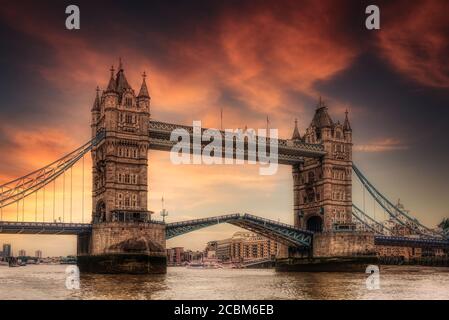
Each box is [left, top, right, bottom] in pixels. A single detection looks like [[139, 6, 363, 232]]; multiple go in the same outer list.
[[1, 265, 449, 300]]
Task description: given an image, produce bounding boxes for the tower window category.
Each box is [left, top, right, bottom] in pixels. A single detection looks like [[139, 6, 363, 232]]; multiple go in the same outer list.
[[125, 97, 132, 107]]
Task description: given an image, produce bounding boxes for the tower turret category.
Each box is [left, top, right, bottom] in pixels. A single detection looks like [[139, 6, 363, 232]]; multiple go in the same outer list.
[[137, 72, 151, 113], [91, 86, 101, 137], [291, 118, 301, 141]]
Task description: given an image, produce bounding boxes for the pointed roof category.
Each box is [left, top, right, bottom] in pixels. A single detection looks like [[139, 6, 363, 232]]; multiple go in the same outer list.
[[92, 86, 101, 111], [105, 65, 116, 93], [311, 97, 333, 128], [343, 109, 352, 131], [137, 71, 150, 98], [292, 118, 301, 140], [115, 58, 132, 94]]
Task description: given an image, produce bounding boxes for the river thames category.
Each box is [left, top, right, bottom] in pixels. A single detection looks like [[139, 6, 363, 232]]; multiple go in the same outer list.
[[0, 265, 449, 300]]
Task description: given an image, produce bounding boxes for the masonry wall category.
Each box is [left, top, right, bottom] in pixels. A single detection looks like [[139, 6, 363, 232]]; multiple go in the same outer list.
[[89, 222, 166, 255], [313, 232, 376, 257]]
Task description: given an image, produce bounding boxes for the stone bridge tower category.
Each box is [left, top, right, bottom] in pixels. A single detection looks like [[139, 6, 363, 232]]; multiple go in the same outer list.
[[78, 61, 166, 274], [292, 99, 353, 233], [91, 61, 151, 223]]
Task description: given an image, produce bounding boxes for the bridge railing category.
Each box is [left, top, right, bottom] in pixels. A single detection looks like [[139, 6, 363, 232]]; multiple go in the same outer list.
[[166, 213, 241, 227], [242, 213, 313, 234]]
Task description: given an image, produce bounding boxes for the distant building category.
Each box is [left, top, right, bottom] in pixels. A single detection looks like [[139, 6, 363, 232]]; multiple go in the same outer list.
[[166, 247, 184, 265], [18, 249, 26, 257], [212, 231, 282, 262], [204, 241, 217, 259], [2, 244, 11, 258], [183, 250, 203, 262], [35, 250, 42, 259]]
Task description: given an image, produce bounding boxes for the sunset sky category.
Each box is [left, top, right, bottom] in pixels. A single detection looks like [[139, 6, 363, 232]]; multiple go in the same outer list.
[[0, 0, 448, 256]]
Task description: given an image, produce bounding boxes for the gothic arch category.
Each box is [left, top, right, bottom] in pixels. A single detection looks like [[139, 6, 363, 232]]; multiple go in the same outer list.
[[305, 215, 323, 233]]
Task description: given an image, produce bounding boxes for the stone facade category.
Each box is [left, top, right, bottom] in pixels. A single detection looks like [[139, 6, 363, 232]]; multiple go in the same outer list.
[[292, 99, 353, 233], [90, 222, 165, 255], [313, 232, 376, 257], [78, 62, 166, 273], [91, 61, 151, 223]]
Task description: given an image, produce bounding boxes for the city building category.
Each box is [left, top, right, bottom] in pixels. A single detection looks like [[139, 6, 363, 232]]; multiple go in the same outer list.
[[212, 231, 282, 262], [2, 244, 11, 258], [204, 241, 217, 259], [35, 250, 42, 259], [166, 247, 184, 265], [18, 249, 26, 257], [183, 250, 203, 262]]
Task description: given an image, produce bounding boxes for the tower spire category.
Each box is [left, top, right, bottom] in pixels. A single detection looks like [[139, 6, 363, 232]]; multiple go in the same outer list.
[[343, 109, 352, 131], [105, 65, 116, 92], [118, 57, 123, 71], [292, 118, 301, 140], [91, 86, 101, 111], [137, 71, 150, 98]]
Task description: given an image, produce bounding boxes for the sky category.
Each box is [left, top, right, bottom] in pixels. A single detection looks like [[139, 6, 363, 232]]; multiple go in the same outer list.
[[0, 0, 448, 256]]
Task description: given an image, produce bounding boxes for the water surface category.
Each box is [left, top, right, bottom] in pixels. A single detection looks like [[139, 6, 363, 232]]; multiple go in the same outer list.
[[0, 265, 448, 300]]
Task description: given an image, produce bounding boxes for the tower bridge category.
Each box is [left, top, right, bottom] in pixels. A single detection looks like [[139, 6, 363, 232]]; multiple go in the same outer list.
[[0, 61, 447, 273]]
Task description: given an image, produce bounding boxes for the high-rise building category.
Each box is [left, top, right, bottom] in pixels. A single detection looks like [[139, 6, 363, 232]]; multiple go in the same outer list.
[[18, 249, 26, 257], [2, 244, 11, 258]]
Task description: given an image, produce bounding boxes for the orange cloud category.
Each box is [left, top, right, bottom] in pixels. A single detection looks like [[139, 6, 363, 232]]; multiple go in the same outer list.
[[377, 0, 449, 88], [354, 138, 408, 152]]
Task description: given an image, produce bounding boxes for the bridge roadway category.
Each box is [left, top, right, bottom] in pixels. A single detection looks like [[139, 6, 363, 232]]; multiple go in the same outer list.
[[1, 215, 448, 249]]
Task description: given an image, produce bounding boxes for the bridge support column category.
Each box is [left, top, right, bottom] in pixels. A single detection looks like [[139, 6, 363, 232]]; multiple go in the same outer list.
[[276, 232, 378, 272], [77, 222, 167, 274]]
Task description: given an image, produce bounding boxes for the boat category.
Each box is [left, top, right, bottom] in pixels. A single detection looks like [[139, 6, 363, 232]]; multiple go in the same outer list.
[[186, 261, 223, 269]]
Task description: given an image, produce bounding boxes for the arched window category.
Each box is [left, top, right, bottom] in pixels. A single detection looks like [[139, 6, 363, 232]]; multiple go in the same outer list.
[[308, 171, 315, 183], [132, 195, 137, 208]]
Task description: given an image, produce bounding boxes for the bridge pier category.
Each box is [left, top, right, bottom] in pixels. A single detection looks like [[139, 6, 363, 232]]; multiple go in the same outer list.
[[276, 231, 378, 272], [77, 222, 167, 274]]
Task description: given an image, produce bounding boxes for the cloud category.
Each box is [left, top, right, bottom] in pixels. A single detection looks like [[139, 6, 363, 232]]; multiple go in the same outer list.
[[354, 138, 408, 152], [377, 0, 449, 88]]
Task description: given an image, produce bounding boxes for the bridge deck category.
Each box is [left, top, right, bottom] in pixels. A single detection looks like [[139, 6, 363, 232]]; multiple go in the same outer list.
[[374, 235, 449, 248], [0, 221, 92, 235]]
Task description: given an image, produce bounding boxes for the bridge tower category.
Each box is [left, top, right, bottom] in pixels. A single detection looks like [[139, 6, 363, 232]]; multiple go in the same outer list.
[[292, 99, 353, 233], [78, 61, 166, 274], [91, 62, 151, 222]]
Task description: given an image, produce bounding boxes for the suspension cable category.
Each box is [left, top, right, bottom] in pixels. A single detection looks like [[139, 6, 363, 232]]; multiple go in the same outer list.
[[353, 164, 442, 237], [70, 166, 73, 223], [35, 191, 38, 222], [43, 184, 46, 222], [22, 194, 24, 222], [0, 187, 2, 221], [0, 132, 104, 209], [53, 180, 55, 222], [63, 170, 65, 223], [82, 156, 84, 223]]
